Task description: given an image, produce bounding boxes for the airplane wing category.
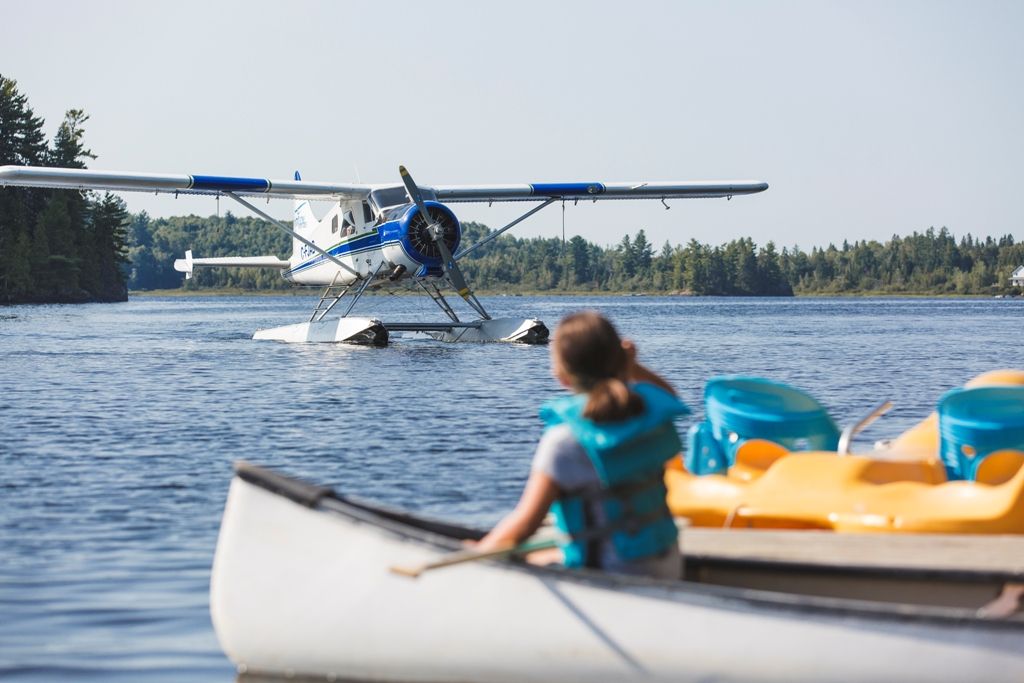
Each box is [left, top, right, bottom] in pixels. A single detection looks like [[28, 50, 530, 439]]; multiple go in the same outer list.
[[0, 166, 370, 200], [431, 180, 769, 203], [0, 165, 768, 203]]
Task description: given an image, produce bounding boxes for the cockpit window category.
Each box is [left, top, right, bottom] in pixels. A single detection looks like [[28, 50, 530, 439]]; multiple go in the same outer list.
[[369, 185, 436, 211], [369, 187, 409, 210]]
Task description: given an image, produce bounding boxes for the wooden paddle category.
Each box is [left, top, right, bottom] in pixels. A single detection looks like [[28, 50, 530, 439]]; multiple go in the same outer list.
[[389, 537, 561, 579]]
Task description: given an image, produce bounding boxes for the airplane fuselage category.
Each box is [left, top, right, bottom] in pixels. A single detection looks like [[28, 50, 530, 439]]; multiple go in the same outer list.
[[284, 194, 461, 287]]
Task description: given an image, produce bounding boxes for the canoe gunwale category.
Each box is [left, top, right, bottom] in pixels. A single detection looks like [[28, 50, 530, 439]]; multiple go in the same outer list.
[[232, 461, 1024, 631], [236, 459, 480, 543]]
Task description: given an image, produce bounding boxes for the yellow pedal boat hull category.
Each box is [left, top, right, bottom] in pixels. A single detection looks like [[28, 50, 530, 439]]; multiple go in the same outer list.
[[666, 369, 1024, 534], [667, 448, 1024, 533]]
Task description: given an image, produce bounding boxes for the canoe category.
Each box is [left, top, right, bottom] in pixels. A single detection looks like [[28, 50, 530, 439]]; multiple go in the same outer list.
[[211, 461, 1024, 683]]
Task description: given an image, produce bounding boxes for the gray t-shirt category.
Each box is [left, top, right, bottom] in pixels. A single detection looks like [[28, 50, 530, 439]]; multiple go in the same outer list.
[[532, 423, 681, 579]]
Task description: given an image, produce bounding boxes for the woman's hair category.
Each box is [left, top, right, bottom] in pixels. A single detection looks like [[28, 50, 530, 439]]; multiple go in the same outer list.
[[554, 311, 644, 423]]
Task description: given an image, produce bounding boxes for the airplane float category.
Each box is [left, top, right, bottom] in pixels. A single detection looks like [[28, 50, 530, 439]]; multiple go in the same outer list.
[[0, 164, 768, 346]]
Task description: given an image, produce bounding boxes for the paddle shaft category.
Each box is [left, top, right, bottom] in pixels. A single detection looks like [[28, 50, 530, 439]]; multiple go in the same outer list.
[[390, 537, 561, 579]]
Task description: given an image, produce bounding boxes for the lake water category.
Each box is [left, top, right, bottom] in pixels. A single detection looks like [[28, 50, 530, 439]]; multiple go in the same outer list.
[[1, 294, 1022, 681]]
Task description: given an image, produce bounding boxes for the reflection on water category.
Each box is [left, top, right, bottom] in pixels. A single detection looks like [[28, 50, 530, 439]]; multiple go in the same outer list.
[[0, 295, 1021, 680]]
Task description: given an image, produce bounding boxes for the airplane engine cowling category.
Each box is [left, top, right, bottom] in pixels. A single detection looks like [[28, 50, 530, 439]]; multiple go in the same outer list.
[[379, 202, 461, 277]]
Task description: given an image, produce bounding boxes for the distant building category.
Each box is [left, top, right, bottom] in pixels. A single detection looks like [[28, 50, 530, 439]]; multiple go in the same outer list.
[[1012, 265, 1024, 287]]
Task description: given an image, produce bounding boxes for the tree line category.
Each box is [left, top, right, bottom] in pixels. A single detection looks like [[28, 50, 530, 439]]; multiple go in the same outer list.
[[0, 75, 129, 304], [779, 229, 1024, 295], [123, 215, 1023, 296], [456, 224, 1023, 295]]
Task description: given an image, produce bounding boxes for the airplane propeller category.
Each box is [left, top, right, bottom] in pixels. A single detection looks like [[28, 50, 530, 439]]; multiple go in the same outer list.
[[399, 165, 490, 319]]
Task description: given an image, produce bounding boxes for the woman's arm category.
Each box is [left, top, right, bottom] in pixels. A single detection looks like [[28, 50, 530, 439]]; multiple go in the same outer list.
[[622, 339, 677, 395], [474, 470, 561, 552]]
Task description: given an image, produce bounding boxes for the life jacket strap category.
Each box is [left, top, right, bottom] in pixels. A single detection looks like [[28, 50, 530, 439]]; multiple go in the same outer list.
[[563, 508, 671, 544], [569, 473, 665, 504]]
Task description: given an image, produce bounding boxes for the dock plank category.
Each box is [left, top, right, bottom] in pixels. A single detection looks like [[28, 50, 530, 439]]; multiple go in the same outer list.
[[682, 528, 1024, 576]]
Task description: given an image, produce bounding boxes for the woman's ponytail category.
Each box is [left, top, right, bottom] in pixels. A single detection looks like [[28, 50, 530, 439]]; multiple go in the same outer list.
[[583, 377, 645, 422]]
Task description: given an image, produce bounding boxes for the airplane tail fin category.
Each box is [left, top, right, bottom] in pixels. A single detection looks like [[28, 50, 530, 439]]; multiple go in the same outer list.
[[292, 171, 317, 259]]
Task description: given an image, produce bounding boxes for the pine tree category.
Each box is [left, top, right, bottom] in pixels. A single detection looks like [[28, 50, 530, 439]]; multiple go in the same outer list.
[[758, 242, 793, 296], [127, 212, 160, 289], [33, 193, 79, 299], [731, 238, 759, 294], [49, 109, 94, 168], [0, 74, 48, 301], [633, 229, 653, 273], [683, 239, 709, 294], [47, 110, 95, 296], [568, 235, 591, 285], [89, 193, 130, 300], [617, 234, 636, 278]]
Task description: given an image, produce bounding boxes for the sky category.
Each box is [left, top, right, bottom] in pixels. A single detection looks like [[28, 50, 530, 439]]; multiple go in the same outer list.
[[2, 0, 1022, 249]]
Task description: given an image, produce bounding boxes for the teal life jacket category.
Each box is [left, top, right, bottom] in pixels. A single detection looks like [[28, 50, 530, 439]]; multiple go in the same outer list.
[[540, 382, 690, 569]]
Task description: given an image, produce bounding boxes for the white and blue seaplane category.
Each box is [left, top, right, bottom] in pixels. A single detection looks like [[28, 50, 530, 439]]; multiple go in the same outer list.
[[0, 164, 767, 345]]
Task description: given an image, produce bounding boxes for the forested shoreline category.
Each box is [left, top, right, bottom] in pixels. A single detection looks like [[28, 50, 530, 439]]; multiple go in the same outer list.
[[0, 76, 129, 304], [126, 213, 1024, 297]]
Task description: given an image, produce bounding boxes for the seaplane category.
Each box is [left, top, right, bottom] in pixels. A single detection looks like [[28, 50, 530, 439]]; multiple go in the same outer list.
[[0, 164, 768, 345]]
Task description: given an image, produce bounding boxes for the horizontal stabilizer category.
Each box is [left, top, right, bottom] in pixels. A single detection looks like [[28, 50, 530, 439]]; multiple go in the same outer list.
[[173, 249, 290, 279]]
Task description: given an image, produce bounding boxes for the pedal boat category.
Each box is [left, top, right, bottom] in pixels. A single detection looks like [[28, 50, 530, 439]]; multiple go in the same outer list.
[[666, 445, 1024, 532], [211, 462, 1024, 683], [666, 370, 1024, 533]]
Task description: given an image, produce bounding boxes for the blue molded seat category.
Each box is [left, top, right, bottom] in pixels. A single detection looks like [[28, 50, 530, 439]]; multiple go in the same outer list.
[[685, 376, 840, 475], [938, 386, 1024, 481], [685, 422, 727, 475]]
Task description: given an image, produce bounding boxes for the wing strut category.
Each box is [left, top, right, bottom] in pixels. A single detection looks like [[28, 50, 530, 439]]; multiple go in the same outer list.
[[454, 197, 558, 261], [225, 192, 361, 280]]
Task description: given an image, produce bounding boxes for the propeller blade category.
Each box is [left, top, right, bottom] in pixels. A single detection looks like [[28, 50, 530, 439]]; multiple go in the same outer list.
[[432, 224, 473, 298], [398, 165, 476, 301], [398, 165, 428, 211]]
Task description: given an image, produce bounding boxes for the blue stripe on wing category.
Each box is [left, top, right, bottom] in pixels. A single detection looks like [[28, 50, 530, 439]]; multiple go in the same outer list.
[[530, 182, 605, 196], [189, 175, 271, 192]]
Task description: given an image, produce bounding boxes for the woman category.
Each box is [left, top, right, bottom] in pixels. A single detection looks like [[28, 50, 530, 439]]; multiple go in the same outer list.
[[475, 311, 689, 578]]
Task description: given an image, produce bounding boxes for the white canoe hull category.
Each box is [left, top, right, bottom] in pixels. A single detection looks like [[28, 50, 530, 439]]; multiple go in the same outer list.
[[210, 465, 1024, 683]]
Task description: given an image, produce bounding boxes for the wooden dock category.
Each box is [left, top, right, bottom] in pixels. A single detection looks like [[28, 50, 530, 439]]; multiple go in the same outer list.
[[681, 528, 1024, 611], [683, 528, 1024, 576]]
